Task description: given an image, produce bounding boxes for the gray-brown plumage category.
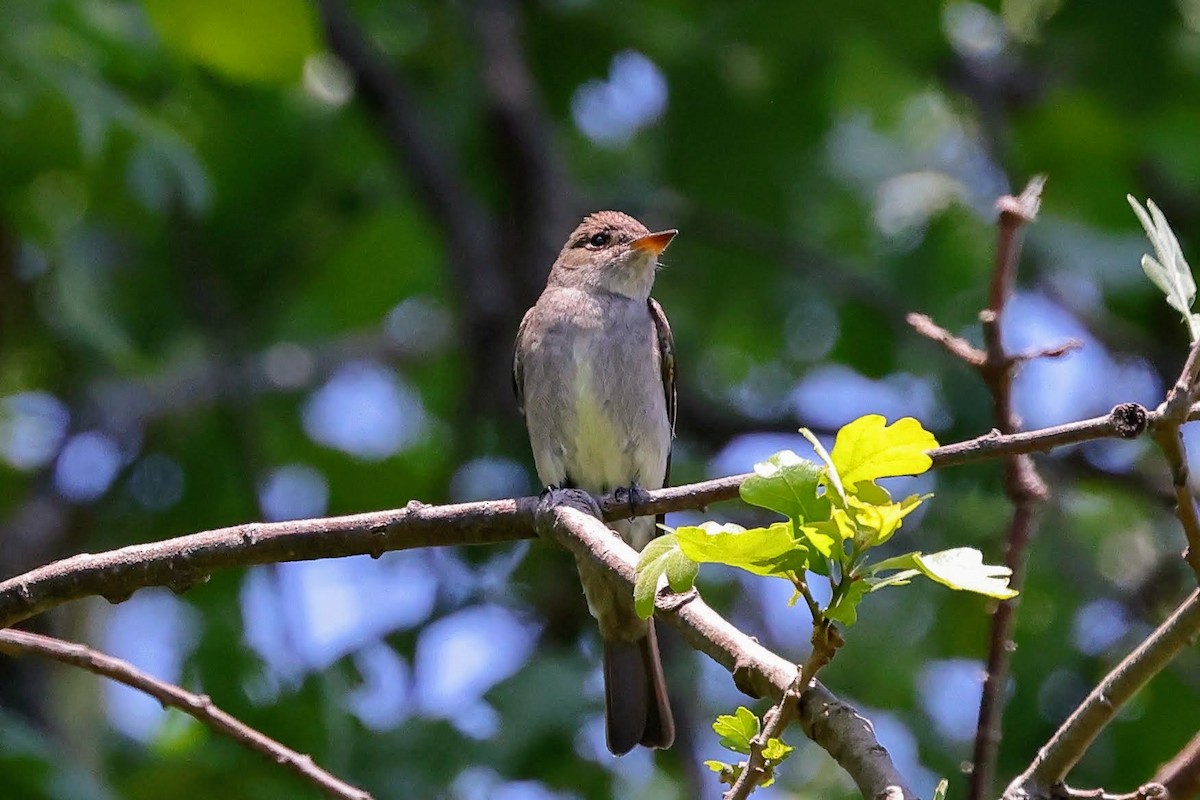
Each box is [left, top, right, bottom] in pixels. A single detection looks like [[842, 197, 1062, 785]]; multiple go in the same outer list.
[[513, 210, 677, 755]]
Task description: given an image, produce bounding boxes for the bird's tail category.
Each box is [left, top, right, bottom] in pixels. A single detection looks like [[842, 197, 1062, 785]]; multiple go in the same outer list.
[[603, 619, 675, 755]]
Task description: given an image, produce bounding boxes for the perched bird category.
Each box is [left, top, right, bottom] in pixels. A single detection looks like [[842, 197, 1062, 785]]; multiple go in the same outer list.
[[513, 210, 677, 755]]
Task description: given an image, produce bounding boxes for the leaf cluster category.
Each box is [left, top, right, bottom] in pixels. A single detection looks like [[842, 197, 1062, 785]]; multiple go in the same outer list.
[[635, 415, 1017, 625]]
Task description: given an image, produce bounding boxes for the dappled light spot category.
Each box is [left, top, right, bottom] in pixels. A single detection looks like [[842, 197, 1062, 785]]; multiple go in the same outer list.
[[262, 341, 316, 390], [451, 767, 578, 800], [385, 296, 453, 354], [241, 552, 439, 677], [791, 365, 948, 431], [345, 642, 411, 731], [413, 605, 539, 724], [1007, 292, 1161, 432], [450, 456, 531, 502], [571, 51, 667, 147], [1071, 599, 1130, 656], [303, 52, 354, 107], [302, 360, 427, 460], [918, 659, 987, 742], [0, 392, 70, 470], [53, 430, 122, 503], [102, 590, 201, 741], [258, 463, 329, 522], [943, 2, 1007, 59]]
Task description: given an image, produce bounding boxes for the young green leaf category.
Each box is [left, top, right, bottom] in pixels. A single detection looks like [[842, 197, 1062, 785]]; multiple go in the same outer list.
[[739, 450, 830, 522], [704, 760, 737, 785], [761, 737, 794, 762], [912, 548, 1018, 599], [713, 706, 759, 754], [1128, 195, 1200, 341], [633, 534, 697, 619], [830, 415, 938, 488], [675, 522, 804, 578], [849, 493, 929, 548], [825, 578, 870, 626]]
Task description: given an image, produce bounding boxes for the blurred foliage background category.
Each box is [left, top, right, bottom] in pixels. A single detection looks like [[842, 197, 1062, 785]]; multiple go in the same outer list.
[[2, 0, 1199, 798]]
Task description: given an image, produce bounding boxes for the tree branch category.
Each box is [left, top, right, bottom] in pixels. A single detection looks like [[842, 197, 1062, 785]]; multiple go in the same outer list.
[[1149, 330, 1200, 580], [1154, 729, 1200, 799], [534, 503, 917, 800], [0, 398, 1185, 632], [910, 178, 1050, 799], [0, 629, 372, 800], [1002, 590, 1200, 799]]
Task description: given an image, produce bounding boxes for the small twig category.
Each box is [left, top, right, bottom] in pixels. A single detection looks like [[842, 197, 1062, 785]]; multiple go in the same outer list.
[[722, 618, 842, 800], [1154, 729, 1200, 799], [0, 629, 372, 800], [1053, 783, 1166, 800], [1012, 338, 1084, 364], [915, 176, 1048, 800], [723, 676, 805, 800], [1002, 590, 1200, 799], [1149, 332, 1200, 580], [907, 312, 986, 366]]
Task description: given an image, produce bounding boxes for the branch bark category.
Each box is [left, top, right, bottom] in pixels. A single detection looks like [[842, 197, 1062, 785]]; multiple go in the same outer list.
[[1003, 590, 1200, 799], [535, 503, 917, 800], [0, 629, 373, 800]]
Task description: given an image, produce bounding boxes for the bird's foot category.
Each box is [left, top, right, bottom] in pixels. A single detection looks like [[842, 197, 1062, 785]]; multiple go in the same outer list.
[[540, 485, 603, 519], [612, 483, 653, 521]]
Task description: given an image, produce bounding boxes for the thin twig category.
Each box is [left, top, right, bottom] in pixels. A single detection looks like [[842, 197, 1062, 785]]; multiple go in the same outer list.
[[0, 629, 372, 800], [914, 177, 1049, 800], [1154, 729, 1200, 799], [723, 617, 843, 800], [1052, 783, 1166, 800], [1002, 590, 1200, 799], [1149, 331, 1200, 580]]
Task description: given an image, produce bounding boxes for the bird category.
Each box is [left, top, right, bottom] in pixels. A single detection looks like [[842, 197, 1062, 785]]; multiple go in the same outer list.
[[512, 210, 677, 755]]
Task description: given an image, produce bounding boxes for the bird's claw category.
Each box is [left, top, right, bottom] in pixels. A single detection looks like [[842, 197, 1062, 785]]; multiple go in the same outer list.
[[612, 483, 652, 520], [540, 485, 603, 519]]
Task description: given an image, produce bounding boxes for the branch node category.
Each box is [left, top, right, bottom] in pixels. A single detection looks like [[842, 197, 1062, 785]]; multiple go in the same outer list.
[[1110, 403, 1149, 439], [656, 585, 697, 611]]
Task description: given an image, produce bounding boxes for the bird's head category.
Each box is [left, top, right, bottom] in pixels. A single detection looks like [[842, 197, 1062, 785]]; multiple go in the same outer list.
[[548, 210, 677, 299]]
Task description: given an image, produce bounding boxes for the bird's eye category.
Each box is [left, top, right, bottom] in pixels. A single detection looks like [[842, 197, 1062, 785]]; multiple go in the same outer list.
[[588, 231, 611, 248]]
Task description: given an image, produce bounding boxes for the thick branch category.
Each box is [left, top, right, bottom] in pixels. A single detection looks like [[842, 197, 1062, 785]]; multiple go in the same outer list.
[[1003, 590, 1200, 799], [0, 629, 372, 800], [0, 401, 1177, 632], [535, 503, 916, 799]]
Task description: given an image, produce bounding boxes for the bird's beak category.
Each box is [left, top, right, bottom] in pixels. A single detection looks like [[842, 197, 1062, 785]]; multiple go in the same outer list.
[[630, 229, 678, 257]]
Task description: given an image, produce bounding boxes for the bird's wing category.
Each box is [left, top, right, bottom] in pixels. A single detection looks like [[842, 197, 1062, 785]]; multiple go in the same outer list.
[[512, 307, 535, 420], [648, 297, 676, 486]]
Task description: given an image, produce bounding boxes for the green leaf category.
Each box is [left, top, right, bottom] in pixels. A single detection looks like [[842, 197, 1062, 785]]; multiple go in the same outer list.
[[912, 548, 1019, 599], [933, 779, 949, 800], [676, 522, 803, 578], [850, 493, 929, 548], [739, 450, 830, 522], [761, 737, 794, 762], [830, 415, 938, 487], [1128, 195, 1200, 340], [704, 759, 734, 775], [713, 706, 759, 754], [633, 534, 697, 619], [826, 578, 870, 625]]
